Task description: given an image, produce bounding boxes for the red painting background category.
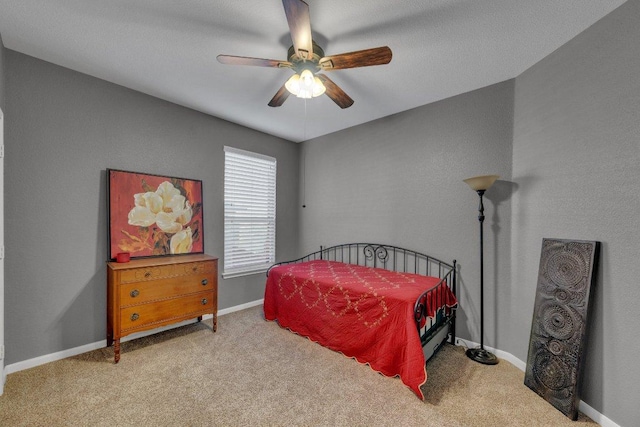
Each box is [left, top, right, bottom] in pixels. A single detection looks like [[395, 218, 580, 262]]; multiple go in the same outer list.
[[108, 169, 204, 260]]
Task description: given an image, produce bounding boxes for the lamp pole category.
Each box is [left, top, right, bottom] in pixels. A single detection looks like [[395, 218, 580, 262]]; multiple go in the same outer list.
[[477, 189, 486, 351], [463, 175, 499, 365]]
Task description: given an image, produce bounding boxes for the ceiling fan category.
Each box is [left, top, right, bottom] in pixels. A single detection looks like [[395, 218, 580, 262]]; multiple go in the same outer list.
[[217, 0, 392, 109]]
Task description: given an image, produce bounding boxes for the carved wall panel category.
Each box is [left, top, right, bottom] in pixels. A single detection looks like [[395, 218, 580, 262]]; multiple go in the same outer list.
[[524, 238, 599, 420]]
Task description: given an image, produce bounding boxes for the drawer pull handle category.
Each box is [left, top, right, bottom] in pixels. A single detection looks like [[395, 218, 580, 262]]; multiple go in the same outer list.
[[201, 279, 208, 286], [192, 266, 198, 272], [130, 313, 139, 321], [144, 272, 151, 278], [201, 298, 208, 305], [130, 289, 140, 298]]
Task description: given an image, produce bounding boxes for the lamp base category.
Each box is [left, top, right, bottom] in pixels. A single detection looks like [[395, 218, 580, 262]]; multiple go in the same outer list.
[[466, 347, 499, 365]]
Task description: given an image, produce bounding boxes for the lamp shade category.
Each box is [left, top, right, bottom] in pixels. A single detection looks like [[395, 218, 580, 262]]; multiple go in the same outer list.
[[285, 70, 326, 99], [463, 175, 500, 191]]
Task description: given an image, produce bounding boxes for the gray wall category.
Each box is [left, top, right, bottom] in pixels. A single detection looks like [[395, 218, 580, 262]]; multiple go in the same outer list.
[[4, 50, 299, 365], [0, 33, 5, 377], [300, 80, 514, 353], [0, 33, 5, 108], [511, 1, 640, 425]]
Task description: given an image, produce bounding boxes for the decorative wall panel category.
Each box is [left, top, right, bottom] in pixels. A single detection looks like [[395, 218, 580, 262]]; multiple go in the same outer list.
[[524, 238, 599, 420]]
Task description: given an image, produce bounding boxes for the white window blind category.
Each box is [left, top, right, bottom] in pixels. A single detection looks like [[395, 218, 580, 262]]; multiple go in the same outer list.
[[223, 146, 277, 278]]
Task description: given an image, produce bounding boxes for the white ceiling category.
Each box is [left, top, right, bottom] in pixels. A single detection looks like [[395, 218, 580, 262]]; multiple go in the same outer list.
[[0, 0, 626, 142]]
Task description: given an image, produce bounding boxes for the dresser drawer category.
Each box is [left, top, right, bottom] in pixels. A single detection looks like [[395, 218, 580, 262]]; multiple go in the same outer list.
[[120, 291, 215, 333], [119, 260, 216, 284], [120, 274, 215, 307]]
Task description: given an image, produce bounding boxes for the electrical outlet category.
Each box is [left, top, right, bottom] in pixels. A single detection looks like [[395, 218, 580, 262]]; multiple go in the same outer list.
[[0, 345, 4, 360]]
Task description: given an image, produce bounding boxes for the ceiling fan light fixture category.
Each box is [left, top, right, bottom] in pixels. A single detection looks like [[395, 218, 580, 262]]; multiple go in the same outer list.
[[284, 73, 301, 95], [311, 75, 326, 97], [285, 69, 325, 99]]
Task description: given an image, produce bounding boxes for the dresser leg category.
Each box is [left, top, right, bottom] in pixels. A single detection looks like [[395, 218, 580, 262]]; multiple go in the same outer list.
[[212, 313, 218, 332], [197, 316, 203, 322], [114, 339, 120, 364]]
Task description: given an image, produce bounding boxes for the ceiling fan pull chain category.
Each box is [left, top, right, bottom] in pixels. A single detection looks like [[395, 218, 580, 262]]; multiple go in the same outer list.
[[302, 98, 307, 208]]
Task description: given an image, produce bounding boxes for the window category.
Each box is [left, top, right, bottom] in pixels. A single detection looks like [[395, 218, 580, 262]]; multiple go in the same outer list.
[[223, 146, 277, 278]]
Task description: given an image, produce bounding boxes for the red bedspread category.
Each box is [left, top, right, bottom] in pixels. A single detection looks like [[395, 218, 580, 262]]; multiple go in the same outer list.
[[263, 260, 457, 399]]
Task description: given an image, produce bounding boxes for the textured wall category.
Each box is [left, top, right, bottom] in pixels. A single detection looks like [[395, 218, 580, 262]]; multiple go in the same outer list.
[[511, 1, 640, 425], [300, 81, 514, 351], [4, 50, 299, 365], [0, 33, 5, 108], [0, 33, 5, 378]]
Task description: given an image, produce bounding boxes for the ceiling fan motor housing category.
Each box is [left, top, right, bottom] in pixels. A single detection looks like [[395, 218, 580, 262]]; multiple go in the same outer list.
[[288, 40, 326, 73]]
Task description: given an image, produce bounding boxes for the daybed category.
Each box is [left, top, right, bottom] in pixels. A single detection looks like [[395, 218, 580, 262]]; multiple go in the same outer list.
[[264, 243, 457, 399]]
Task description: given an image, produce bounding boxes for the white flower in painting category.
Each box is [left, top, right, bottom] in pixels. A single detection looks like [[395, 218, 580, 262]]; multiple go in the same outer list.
[[156, 181, 181, 207], [127, 181, 193, 234], [155, 191, 194, 233], [164, 194, 186, 213], [128, 206, 156, 227], [134, 192, 164, 214], [127, 206, 157, 227], [128, 191, 163, 227], [170, 227, 193, 254], [175, 200, 193, 226], [156, 211, 183, 234]]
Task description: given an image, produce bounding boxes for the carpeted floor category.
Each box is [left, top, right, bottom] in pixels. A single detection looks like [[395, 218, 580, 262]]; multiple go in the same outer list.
[[0, 306, 597, 426]]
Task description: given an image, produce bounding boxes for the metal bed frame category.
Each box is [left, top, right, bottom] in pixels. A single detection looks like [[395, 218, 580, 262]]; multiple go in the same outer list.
[[267, 243, 457, 362]]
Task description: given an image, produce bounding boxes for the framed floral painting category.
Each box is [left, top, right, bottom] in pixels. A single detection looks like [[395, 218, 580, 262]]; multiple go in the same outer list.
[[107, 169, 204, 260]]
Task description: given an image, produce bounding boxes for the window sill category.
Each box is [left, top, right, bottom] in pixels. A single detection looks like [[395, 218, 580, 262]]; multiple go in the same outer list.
[[222, 268, 269, 280]]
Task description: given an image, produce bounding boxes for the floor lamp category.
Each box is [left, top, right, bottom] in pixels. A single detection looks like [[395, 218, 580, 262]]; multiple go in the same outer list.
[[463, 174, 500, 365]]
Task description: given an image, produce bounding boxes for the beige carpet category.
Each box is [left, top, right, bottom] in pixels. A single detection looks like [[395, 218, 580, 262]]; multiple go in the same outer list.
[[1, 306, 597, 426]]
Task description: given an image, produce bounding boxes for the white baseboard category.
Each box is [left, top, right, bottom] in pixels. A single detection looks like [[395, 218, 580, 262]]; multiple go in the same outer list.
[[454, 338, 619, 427], [0, 365, 5, 396], [3, 299, 264, 379], [218, 298, 263, 316], [454, 337, 526, 370]]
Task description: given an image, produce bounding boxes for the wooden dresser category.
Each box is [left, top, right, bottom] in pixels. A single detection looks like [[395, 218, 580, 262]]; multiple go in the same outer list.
[[107, 254, 218, 363]]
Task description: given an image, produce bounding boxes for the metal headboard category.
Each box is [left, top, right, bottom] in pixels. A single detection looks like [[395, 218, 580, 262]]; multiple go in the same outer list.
[[268, 243, 454, 279]]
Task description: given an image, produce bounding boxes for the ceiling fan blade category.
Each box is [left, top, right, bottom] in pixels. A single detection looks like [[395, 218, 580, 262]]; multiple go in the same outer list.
[[268, 83, 291, 107], [282, 0, 313, 60], [217, 55, 292, 69], [316, 74, 354, 109], [319, 46, 392, 70]]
